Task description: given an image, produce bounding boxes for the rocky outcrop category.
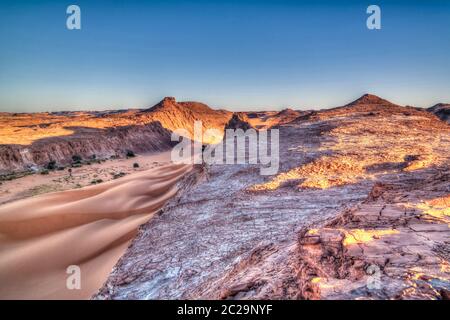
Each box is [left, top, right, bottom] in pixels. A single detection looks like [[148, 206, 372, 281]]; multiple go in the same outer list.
[[225, 113, 255, 130], [2, 94, 449, 299], [428, 103, 450, 123], [346, 93, 395, 106], [199, 173, 450, 300], [238, 109, 304, 129], [0, 97, 233, 174], [295, 174, 450, 300], [140, 97, 233, 137], [308, 94, 439, 122], [94, 94, 450, 300], [0, 122, 174, 173]]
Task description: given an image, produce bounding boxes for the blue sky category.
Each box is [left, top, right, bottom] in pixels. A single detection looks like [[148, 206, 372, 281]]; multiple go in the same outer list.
[[0, 0, 449, 112]]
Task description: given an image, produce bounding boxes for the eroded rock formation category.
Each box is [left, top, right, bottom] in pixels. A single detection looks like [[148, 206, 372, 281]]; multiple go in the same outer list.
[[428, 103, 450, 123], [94, 94, 450, 300], [0, 97, 232, 174]]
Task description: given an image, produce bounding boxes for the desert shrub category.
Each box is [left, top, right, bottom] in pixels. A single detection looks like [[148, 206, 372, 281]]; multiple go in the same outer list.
[[72, 155, 82, 163], [90, 179, 103, 184], [112, 172, 126, 179], [0, 171, 33, 181], [46, 160, 57, 170], [40, 169, 49, 175], [126, 150, 135, 158], [133, 162, 139, 168]]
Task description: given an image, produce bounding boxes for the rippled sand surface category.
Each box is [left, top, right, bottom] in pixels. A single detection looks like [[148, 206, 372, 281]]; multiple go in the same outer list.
[[0, 162, 191, 299]]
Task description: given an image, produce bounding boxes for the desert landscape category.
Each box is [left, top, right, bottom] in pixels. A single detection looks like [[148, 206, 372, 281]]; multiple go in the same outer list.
[[0, 94, 449, 300]]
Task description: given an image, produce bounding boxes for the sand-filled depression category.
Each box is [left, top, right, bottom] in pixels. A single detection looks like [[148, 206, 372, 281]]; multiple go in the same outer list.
[[0, 162, 192, 299]]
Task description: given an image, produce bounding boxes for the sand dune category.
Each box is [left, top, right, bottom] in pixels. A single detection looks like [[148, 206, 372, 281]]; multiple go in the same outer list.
[[0, 162, 192, 299]]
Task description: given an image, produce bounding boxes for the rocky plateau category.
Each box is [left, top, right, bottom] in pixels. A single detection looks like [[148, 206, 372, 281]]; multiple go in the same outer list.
[[84, 94, 450, 300], [0, 94, 449, 299]]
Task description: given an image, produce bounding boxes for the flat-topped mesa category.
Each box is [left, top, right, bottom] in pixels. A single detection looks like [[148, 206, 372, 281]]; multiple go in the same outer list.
[[144, 96, 220, 114]]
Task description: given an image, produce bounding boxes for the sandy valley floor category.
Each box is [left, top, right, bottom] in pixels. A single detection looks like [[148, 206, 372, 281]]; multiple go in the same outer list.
[[0, 152, 191, 299]]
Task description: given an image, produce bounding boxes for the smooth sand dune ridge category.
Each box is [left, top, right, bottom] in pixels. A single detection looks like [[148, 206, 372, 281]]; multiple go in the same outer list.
[[0, 163, 192, 299]]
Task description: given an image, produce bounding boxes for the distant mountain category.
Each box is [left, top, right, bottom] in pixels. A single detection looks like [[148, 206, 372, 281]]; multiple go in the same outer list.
[[144, 97, 222, 115], [0, 97, 232, 173], [345, 93, 396, 107], [94, 93, 450, 301], [304, 93, 437, 121], [140, 97, 232, 137], [427, 103, 450, 123], [0, 94, 446, 174]]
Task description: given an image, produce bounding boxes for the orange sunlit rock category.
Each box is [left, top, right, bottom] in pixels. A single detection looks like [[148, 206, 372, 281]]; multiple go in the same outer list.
[[342, 228, 399, 246]]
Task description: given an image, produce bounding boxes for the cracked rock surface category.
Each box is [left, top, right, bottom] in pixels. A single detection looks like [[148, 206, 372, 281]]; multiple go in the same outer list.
[[95, 95, 449, 300]]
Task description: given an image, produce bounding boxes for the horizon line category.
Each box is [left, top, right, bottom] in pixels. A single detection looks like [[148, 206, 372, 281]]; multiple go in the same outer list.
[[1, 93, 448, 114]]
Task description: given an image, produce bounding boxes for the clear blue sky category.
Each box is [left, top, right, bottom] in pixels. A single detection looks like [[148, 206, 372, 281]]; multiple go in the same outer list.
[[1, 0, 449, 112]]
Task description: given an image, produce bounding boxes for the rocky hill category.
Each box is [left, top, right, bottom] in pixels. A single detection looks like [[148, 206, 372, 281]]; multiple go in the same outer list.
[[1, 93, 449, 300], [0, 97, 232, 174], [140, 97, 232, 136], [428, 103, 450, 123], [0, 122, 173, 174], [94, 94, 450, 300]]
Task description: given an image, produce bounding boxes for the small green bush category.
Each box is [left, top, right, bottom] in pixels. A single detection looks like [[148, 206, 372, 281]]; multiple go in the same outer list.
[[112, 172, 126, 179], [90, 179, 104, 184], [72, 155, 82, 163], [46, 160, 57, 170]]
